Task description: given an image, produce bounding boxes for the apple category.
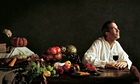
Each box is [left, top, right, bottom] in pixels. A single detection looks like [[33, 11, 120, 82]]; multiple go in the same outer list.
[[57, 66, 64, 75], [63, 65, 71, 73]]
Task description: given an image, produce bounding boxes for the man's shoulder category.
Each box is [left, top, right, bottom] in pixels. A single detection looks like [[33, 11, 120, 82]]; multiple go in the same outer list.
[[93, 37, 105, 44], [114, 40, 121, 46], [115, 40, 120, 44], [95, 37, 105, 41]]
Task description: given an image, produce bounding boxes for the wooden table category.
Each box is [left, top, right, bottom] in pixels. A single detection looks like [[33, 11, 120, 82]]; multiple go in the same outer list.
[[31, 68, 139, 84]]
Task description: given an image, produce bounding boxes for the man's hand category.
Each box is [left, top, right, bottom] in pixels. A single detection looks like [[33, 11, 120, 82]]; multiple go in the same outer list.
[[105, 61, 127, 69], [105, 62, 117, 69], [115, 61, 127, 69]]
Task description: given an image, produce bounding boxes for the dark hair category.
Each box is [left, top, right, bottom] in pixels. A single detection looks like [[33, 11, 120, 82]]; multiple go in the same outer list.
[[102, 20, 115, 37]]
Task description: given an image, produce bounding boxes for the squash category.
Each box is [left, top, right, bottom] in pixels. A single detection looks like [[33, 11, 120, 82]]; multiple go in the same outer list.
[[11, 37, 28, 47]]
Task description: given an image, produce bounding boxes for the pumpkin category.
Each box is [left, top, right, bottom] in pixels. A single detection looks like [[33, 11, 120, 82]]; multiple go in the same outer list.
[[11, 37, 28, 47]]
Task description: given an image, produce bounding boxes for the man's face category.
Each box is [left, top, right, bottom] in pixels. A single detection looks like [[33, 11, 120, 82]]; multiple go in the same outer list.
[[107, 23, 120, 40]]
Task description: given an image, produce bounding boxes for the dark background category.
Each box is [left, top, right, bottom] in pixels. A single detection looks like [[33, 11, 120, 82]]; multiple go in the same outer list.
[[0, 0, 140, 71]]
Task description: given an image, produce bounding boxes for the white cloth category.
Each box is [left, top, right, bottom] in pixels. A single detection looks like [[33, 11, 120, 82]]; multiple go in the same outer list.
[[0, 47, 34, 58], [82, 37, 132, 69]]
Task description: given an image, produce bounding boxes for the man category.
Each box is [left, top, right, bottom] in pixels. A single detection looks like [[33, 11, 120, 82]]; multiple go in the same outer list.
[[82, 20, 132, 69]]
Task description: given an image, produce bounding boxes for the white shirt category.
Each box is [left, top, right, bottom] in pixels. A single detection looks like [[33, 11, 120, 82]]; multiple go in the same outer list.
[[82, 37, 132, 69]]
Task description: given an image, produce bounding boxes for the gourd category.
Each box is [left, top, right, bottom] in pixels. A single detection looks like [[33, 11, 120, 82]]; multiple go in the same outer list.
[[11, 37, 28, 47]]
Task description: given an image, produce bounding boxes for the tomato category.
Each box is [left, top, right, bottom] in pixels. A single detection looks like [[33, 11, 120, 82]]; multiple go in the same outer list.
[[85, 63, 90, 68], [91, 66, 96, 71], [55, 46, 61, 54], [47, 46, 62, 55], [54, 54, 62, 61], [87, 66, 96, 71], [47, 47, 57, 55]]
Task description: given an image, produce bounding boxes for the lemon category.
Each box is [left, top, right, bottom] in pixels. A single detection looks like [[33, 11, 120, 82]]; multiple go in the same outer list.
[[43, 70, 51, 77]]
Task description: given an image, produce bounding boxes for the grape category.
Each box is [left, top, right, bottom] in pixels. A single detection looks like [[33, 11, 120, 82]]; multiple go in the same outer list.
[[66, 53, 81, 65]]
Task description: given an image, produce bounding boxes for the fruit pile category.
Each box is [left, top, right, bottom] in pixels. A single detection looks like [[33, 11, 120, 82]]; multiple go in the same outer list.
[[25, 59, 57, 80], [44, 65, 56, 76], [15, 44, 99, 83], [54, 61, 80, 75], [41, 46, 62, 63], [25, 59, 81, 80]]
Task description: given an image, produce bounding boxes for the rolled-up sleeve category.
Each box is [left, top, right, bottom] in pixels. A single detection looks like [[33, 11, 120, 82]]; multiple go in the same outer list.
[[117, 43, 132, 69], [82, 40, 106, 68]]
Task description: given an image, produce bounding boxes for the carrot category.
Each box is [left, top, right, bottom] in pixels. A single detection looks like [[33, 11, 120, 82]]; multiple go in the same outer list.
[[8, 57, 17, 67]]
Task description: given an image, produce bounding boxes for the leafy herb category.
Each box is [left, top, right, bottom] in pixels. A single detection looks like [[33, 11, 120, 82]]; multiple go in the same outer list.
[[25, 61, 47, 79]]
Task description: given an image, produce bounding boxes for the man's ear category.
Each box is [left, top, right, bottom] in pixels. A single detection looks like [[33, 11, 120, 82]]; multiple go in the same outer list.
[[105, 32, 109, 36]]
